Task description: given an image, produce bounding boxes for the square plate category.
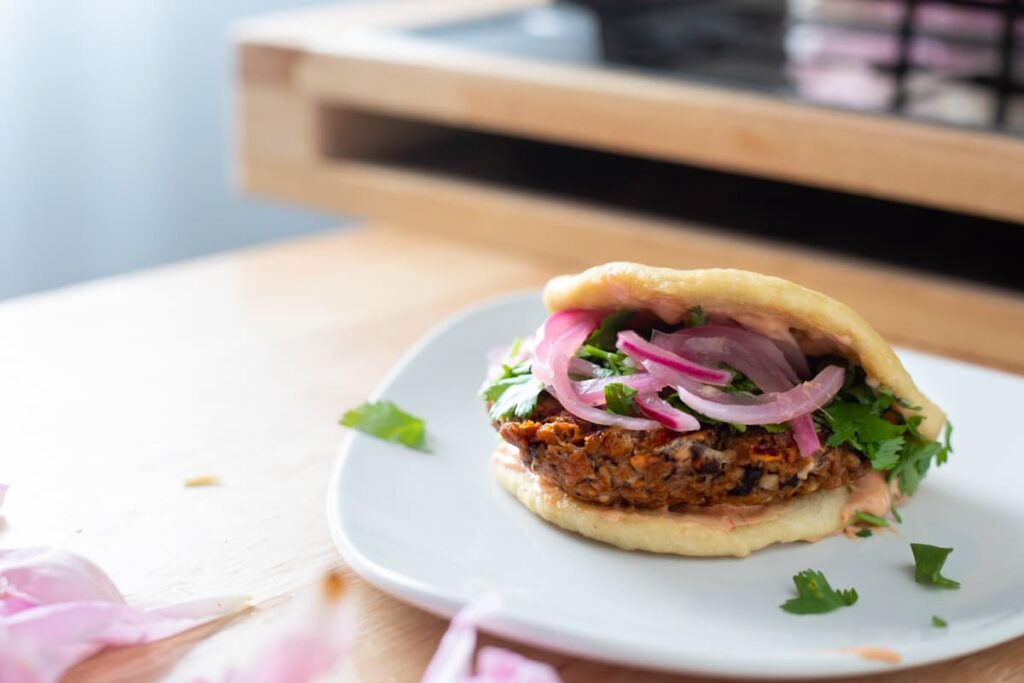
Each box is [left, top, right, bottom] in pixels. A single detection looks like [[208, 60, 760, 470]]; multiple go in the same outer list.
[[329, 293, 1024, 678]]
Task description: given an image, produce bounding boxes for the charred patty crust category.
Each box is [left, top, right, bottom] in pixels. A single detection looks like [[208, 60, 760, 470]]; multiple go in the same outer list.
[[497, 395, 867, 508]]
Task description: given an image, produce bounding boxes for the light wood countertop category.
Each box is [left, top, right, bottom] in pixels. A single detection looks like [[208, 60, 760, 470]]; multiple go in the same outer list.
[[2, 221, 1023, 682]]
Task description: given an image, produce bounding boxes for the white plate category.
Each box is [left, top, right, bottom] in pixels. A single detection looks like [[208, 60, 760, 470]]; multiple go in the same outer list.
[[329, 293, 1024, 678]]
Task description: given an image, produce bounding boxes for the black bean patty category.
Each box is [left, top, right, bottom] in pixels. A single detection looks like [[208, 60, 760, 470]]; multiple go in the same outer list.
[[496, 395, 867, 508]]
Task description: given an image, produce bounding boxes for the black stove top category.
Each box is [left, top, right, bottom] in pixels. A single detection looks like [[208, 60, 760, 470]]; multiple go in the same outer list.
[[411, 0, 1024, 135]]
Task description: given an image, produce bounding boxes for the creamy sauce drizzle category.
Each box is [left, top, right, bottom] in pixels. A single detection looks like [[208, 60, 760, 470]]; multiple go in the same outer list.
[[840, 472, 892, 526]]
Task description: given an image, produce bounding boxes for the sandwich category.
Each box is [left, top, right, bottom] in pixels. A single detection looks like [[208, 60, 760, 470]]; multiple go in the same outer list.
[[481, 263, 951, 557]]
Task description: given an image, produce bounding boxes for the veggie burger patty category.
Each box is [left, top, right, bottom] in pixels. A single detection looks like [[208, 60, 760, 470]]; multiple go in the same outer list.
[[497, 394, 868, 508]]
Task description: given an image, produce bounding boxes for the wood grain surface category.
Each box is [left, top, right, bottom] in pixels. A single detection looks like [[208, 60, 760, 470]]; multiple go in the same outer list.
[[235, 0, 1024, 223], [1, 223, 1023, 682]]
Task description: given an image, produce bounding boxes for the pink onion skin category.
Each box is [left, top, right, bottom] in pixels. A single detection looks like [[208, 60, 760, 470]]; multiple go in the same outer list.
[[671, 365, 845, 425], [421, 597, 563, 683], [473, 647, 564, 682], [0, 547, 246, 683], [617, 331, 732, 386], [0, 548, 124, 611], [533, 320, 660, 430], [790, 414, 822, 456], [635, 393, 700, 432], [211, 573, 353, 683]]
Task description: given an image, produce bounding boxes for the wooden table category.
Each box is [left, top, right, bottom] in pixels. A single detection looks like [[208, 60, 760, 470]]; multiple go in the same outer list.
[[3, 221, 1024, 682]]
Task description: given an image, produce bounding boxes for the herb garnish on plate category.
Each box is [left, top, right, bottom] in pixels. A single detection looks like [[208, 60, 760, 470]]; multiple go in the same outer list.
[[340, 400, 428, 451], [911, 544, 961, 589], [780, 570, 859, 615]]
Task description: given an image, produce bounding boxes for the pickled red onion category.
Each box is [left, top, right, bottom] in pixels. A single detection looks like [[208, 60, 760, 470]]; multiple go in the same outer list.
[[652, 326, 799, 387], [616, 331, 732, 386], [567, 357, 604, 379], [670, 365, 845, 425], [572, 374, 666, 406], [532, 319, 659, 430], [635, 393, 700, 432], [790, 413, 823, 456]]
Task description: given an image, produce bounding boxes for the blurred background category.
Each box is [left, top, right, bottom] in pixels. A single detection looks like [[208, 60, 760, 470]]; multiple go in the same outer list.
[[2, 0, 1023, 301], [0, 0, 337, 301]]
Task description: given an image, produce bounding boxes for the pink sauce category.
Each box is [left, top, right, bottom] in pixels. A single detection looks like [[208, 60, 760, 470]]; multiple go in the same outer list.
[[841, 646, 901, 664], [840, 471, 892, 525]]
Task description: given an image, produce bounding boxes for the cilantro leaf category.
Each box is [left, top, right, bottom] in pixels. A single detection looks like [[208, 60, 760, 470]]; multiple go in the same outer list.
[[855, 529, 873, 538], [339, 400, 428, 451], [904, 414, 924, 440], [871, 438, 904, 470], [762, 423, 790, 434], [780, 569, 859, 615], [821, 402, 904, 467], [578, 345, 636, 376], [485, 374, 545, 421], [911, 544, 960, 589], [889, 439, 941, 496], [604, 382, 637, 416], [937, 421, 954, 466], [814, 358, 951, 495], [932, 615, 948, 627], [507, 337, 523, 358], [481, 360, 544, 421], [854, 511, 889, 527], [687, 306, 707, 327], [585, 310, 634, 351], [720, 365, 759, 395]]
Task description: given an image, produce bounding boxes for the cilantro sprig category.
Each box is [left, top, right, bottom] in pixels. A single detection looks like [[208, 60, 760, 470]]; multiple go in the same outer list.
[[574, 311, 639, 377], [481, 360, 545, 421], [584, 310, 634, 350], [814, 361, 952, 495], [890, 422, 954, 496], [854, 511, 890, 528], [339, 400, 428, 451], [911, 543, 961, 589], [604, 382, 638, 416], [577, 345, 635, 376], [780, 569, 859, 614]]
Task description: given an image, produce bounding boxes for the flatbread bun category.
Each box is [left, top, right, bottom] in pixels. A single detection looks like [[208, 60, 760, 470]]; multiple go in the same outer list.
[[543, 262, 944, 440], [493, 445, 873, 558], [490, 263, 938, 556]]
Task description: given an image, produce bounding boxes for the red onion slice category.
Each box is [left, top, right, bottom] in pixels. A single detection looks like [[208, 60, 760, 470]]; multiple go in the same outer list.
[[635, 393, 700, 432], [789, 413, 822, 456], [534, 321, 660, 430], [766, 331, 812, 380], [651, 326, 824, 455], [532, 310, 602, 374], [572, 373, 667, 406], [617, 331, 733, 386], [567, 357, 604, 378], [652, 326, 800, 386], [671, 365, 845, 425]]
